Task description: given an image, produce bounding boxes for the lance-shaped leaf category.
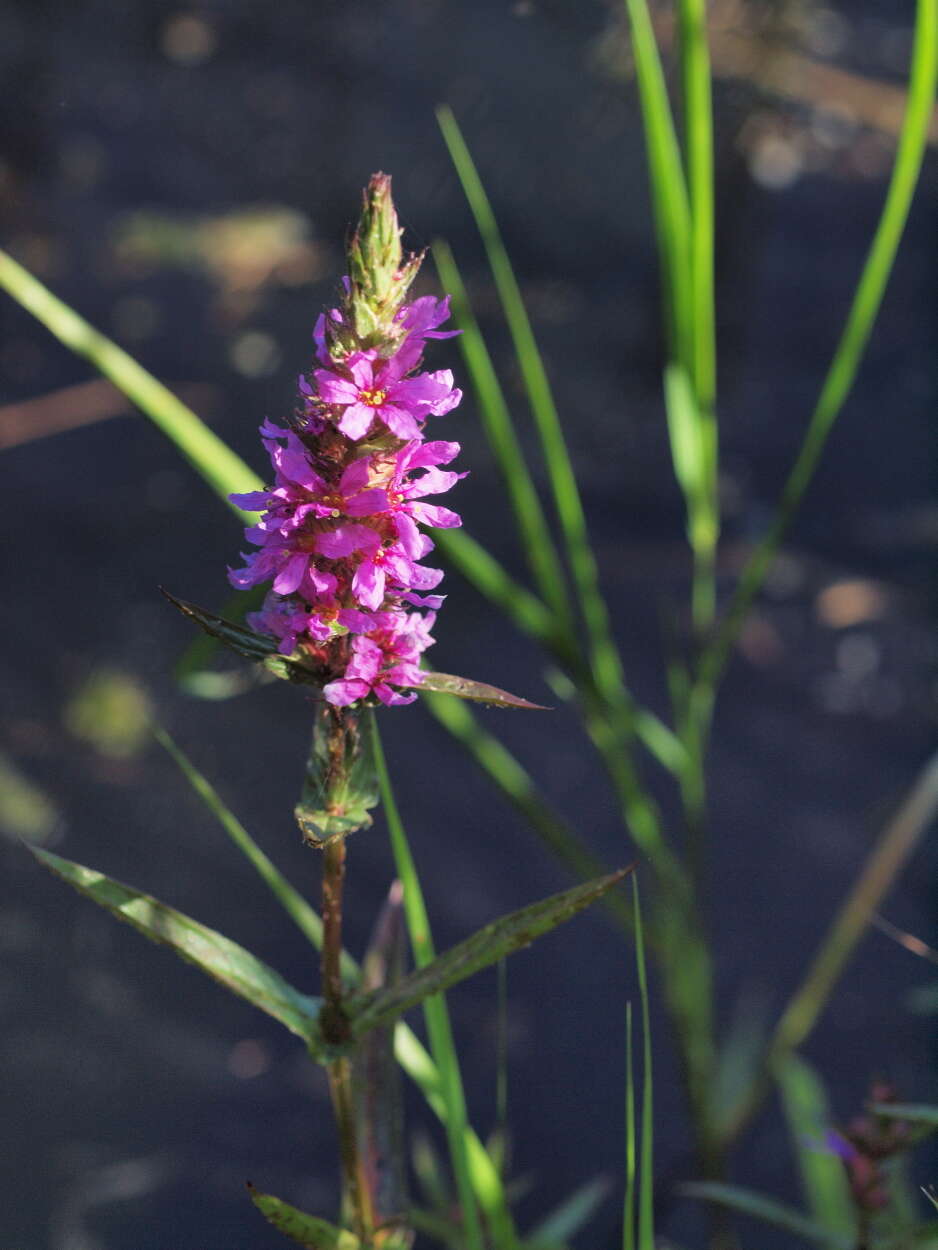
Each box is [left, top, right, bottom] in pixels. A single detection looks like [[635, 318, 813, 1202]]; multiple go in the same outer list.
[[346, 867, 632, 1038], [161, 589, 322, 687], [414, 670, 548, 710], [30, 846, 323, 1051], [295, 704, 380, 846], [681, 1183, 853, 1249], [247, 1184, 360, 1249]]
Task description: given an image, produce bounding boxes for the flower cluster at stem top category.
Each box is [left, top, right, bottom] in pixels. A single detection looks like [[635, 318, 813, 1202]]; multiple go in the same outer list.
[[228, 282, 464, 708]]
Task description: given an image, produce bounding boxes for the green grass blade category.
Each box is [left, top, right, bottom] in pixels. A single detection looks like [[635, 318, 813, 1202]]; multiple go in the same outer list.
[[677, 0, 716, 408], [436, 110, 632, 721], [623, 1001, 636, 1250], [153, 728, 359, 970], [777, 1055, 857, 1241], [529, 1175, 611, 1247], [698, 0, 938, 692], [681, 1183, 852, 1249], [433, 528, 557, 645], [0, 249, 262, 518], [621, 0, 693, 367], [633, 877, 655, 1250], [373, 718, 515, 1250], [433, 239, 574, 634]]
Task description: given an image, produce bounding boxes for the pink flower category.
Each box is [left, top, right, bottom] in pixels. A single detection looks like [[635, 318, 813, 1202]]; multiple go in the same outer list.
[[315, 352, 461, 441]]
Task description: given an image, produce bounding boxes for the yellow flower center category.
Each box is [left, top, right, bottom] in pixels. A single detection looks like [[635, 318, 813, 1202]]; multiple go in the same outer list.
[[359, 387, 388, 408]]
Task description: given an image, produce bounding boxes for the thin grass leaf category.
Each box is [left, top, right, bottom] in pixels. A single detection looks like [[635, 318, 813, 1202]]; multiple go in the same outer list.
[[633, 878, 654, 1250], [347, 867, 631, 1037], [247, 1185, 360, 1249], [681, 1182, 852, 1249], [433, 239, 574, 632], [623, 1001, 636, 1250], [0, 248, 263, 518], [621, 0, 693, 366], [529, 1175, 611, 1247], [29, 846, 323, 1049], [373, 718, 509, 1250], [869, 1103, 938, 1148], [437, 108, 659, 801], [777, 1055, 857, 1241], [698, 0, 938, 693], [153, 729, 356, 970]]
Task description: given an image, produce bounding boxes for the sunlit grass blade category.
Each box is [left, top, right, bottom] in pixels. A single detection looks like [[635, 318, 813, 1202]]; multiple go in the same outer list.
[[621, 0, 693, 367], [433, 238, 574, 635], [437, 111, 633, 719], [777, 1055, 856, 1241], [698, 0, 938, 693], [0, 249, 262, 518], [373, 717, 516, 1250]]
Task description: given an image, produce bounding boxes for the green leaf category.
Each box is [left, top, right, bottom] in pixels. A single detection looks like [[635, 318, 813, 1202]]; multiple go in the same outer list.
[[528, 1175, 611, 1247], [247, 1185, 360, 1249], [295, 705, 379, 846], [347, 867, 632, 1037], [681, 1182, 852, 1249], [29, 846, 323, 1050], [161, 589, 321, 686], [777, 1055, 857, 1241], [870, 1103, 938, 1127], [416, 671, 548, 710]]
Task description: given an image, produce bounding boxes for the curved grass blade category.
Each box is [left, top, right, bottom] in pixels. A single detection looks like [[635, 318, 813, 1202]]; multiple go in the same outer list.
[[529, 1175, 611, 1248], [436, 108, 636, 742], [0, 249, 263, 518], [698, 0, 938, 693], [29, 845, 323, 1050], [373, 720, 510, 1250], [154, 728, 345, 963], [432, 239, 574, 634], [347, 867, 632, 1037], [247, 1185, 360, 1249], [681, 1182, 852, 1249]]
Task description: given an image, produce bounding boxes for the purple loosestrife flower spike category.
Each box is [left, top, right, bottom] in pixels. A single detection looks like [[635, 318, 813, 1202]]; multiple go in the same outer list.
[[227, 174, 463, 713]]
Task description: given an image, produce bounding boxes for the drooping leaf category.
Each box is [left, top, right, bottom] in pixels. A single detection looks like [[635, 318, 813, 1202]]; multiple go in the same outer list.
[[29, 846, 323, 1051], [161, 589, 321, 686], [681, 1182, 852, 1249], [295, 704, 379, 846], [247, 1184, 360, 1249], [415, 671, 548, 710], [347, 867, 632, 1037]]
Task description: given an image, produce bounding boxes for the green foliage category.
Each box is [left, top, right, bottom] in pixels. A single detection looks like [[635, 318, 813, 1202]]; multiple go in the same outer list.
[[30, 846, 324, 1050], [681, 1182, 852, 1249], [295, 705, 380, 846], [777, 1056, 857, 1242], [248, 1185, 361, 1249], [347, 867, 632, 1038]]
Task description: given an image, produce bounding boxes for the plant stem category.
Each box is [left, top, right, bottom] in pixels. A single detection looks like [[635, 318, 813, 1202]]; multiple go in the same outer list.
[[320, 838, 375, 1243]]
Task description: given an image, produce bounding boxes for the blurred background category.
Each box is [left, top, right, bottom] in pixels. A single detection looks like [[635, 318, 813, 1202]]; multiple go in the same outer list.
[[1, 1, 936, 1246]]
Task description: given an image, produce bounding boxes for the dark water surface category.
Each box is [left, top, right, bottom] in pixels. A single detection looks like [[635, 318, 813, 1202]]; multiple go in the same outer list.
[[1, 2, 936, 1247]]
